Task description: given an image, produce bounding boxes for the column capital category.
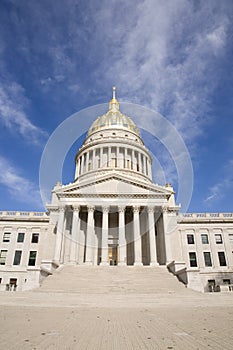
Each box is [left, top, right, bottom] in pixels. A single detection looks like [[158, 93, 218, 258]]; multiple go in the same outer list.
[[87, 206, 95, 213], [58, 206, 65, 213], [102, 206, 109, 214], [162, 206, 169, 213], [133, 206, 140, 214], [73, 205, 80, 212], [147, 206, 155, 213], [118, 206, 125, 213]]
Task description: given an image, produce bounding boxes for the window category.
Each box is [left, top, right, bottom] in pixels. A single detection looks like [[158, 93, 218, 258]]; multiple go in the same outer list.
[[28, 251, 37, 266], [17, 232, 25, 243], [0, 250, 7, 265], [31, 233, 39, 243], [13, 250, 22, 265], [201, 234, 209, 244], [218, 252, 227, 266], [215, 234, 223, 244], [187, 234, 195, 244], [223, 279, 231, 285], [204, 252, 212, 267], [3, 232, 10, 243], [229, 234, 233, 244], [189, 252, 197, 267], [124, 159, 131, 169]]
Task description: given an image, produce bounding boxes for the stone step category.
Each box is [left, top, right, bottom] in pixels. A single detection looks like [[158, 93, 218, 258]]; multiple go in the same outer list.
[[38, 265, 188, 294]]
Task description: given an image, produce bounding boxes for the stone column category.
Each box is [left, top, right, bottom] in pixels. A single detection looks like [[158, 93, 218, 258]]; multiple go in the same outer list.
[[139, 153, 142, 173], [93, 149, 97, 170], [85, 206, 95, 265], [86, 152, 89, 172], [54, 207, 65, 262], [100, 206, 109, 265], [148, 207, 158, 266], [142, 154, 146, 175], [118, 206, 127, 266], [133, 206, 143, 266], [82, 155, 85, 174], [70, 206, 80, 263], [100, 148, 103, 168]]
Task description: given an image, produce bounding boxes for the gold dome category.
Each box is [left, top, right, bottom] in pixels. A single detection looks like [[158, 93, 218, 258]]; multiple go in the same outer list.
[[88, 87, 140, 136]]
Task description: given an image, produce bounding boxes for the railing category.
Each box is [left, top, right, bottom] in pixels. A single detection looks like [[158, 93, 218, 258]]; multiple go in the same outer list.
[[0, 211, 48, 218], [180, 213, 233, 219]]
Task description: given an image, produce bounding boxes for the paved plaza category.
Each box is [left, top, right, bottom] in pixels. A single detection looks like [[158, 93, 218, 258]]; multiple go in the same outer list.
[[0, 266, 233, 349]]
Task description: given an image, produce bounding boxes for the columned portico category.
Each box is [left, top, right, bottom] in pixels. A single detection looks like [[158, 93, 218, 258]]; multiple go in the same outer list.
[[50, 88, 178, 269]]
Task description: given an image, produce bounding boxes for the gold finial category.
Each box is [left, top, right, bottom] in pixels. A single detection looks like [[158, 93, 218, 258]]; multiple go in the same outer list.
[[109, 85, 119, 111], [112, 86, 116, 99]]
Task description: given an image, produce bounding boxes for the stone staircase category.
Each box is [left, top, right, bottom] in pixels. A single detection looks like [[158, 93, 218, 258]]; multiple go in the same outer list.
[[38, 265, 189, 294]]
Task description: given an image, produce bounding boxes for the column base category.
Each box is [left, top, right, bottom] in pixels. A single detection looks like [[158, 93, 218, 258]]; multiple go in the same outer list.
[[150, 262, 159, 266], [134, 262, 143, 266], [100, 262, 109, 266], [118, 262, 127, 266], [84, 261, 93, 266]]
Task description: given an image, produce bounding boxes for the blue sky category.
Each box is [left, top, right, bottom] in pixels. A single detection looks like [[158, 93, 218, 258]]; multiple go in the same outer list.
[[0, 0, 232, 213]]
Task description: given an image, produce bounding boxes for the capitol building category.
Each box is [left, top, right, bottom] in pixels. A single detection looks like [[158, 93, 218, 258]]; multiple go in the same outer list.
[[0, 88, 233, 293]]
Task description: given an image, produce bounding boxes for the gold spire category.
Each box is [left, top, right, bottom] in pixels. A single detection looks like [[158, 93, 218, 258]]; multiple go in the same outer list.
[[109, 86, 119, 111], [112, 86, 116, 99]]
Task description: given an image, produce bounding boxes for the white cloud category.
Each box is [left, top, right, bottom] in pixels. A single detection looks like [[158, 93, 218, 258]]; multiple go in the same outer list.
[[90, 0, 230, 141], [0, 155, 43, 208], [204, 159, 233, 205], [0, 82, 47, 144]]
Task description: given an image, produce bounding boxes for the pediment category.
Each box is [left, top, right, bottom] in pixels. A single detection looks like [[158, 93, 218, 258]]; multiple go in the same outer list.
[[56, 172, 173, 199]]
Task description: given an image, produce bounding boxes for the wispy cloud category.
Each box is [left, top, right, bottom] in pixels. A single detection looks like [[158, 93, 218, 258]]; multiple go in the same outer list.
[[0, 81, 47, 144], [204, 159, 233, 205], [0, 155, 43, 208], [97, 0, 230, 141]]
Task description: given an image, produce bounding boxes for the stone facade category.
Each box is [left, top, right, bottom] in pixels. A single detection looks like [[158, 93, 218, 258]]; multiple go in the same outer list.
[[0, 89, 233, 292]]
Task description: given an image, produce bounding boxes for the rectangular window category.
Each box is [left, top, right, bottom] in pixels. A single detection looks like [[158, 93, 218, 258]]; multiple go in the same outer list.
[[13, 250, 22, 265], [229, 234, 233, 244], [204, 252, 212, 267], [0, 250, 7, 265], [31, 233, 39, 243], [201, 234, 209, 244], [223, 279, 231, 285], [3, 232, 11, 243], [218, 252, 227, 266], [215, 234, 223, 244], [17, 232, 25, 243], [189, 252, 197, 267], [28, 251, 37, 266], [187, 234, 195, 244]]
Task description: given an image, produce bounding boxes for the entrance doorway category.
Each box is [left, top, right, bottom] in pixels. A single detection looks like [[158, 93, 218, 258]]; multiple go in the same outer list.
[[108, 246, 118, 265]]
